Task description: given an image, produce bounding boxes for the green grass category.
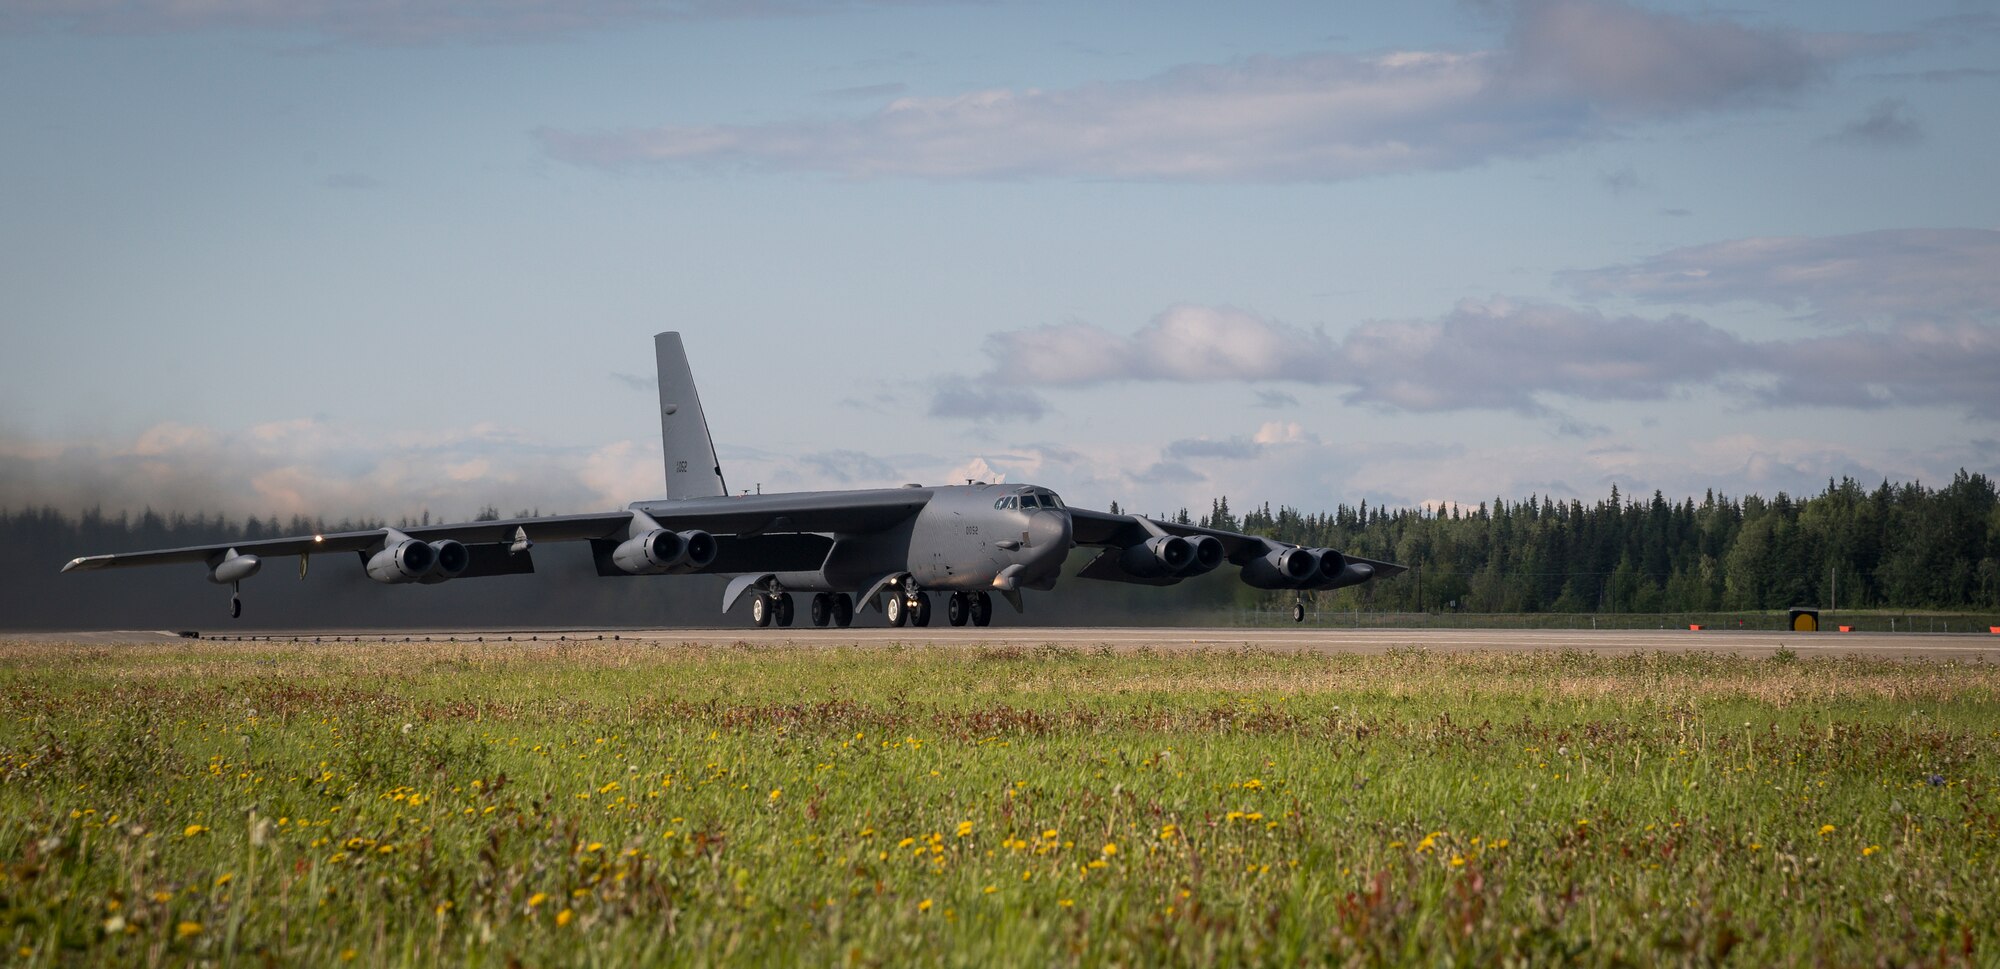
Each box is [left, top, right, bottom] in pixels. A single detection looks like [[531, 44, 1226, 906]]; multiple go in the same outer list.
[[2, 640, 1996, 966]]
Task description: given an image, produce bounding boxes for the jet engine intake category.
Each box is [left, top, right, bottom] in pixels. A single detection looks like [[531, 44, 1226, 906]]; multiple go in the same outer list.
[[612, 529, 686, 574], [367, 539, 436, 584], [1118, 535, 1192, 579], [417, 540, 471, 584], [677, 530, 719, 571], [1238, 546, 1319, 589], [1177, 535, 1225, 576]]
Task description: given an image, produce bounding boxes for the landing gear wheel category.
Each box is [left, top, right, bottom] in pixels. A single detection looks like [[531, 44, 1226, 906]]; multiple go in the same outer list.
[[751, 594, 773, 628], [230, 595, 242, 619], [775, 593, 795, 627], [1292, 602, 1306, 623], [970, 591, 993, 627], [947, 592, 969, 626], [909, 593, 932, 627], [810, 593, 831, 627], [832, 593, 854, 628], [885, 593, 907, 627]]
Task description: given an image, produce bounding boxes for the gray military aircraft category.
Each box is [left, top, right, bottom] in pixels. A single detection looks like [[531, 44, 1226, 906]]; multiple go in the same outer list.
[[63, 333, 1404, 626]]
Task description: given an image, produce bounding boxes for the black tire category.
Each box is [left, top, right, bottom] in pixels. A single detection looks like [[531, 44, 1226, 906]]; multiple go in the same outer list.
[[832, 593, 854, 628], [885, 593, 907, 627], [810, 593, 830, 627], [775, 593, 795, 627], [910, 593, 932, 627], [752, 594, 772, 627], [1292, 602, 1306, 623], [947, 592, 968, 626], [971, 592, 992, 627], [230, 596, 242, 619]]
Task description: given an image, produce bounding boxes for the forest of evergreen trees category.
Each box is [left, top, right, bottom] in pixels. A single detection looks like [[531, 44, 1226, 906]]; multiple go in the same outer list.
[[1174, 471, 2000, 614], [4, 471, 1995, 628]]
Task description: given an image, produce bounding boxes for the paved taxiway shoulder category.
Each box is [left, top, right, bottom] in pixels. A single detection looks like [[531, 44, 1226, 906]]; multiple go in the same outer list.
[[25, 626, 1997, 661]]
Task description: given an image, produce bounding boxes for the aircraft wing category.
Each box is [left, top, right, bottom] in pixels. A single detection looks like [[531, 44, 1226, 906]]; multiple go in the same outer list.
[[60, 512, 636, 573], [1068, 506, 1407, 585], [62, 490, 932, 575], [1069, 507, 1277, 561]]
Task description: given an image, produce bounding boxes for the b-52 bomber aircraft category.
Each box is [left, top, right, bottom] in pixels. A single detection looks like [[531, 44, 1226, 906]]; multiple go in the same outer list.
[[63, 333, 1404, 626]]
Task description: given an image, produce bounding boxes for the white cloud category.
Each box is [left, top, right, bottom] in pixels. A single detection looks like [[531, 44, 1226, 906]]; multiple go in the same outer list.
[[977, 305, 1339, 386], [541, 0, 1883, 182]]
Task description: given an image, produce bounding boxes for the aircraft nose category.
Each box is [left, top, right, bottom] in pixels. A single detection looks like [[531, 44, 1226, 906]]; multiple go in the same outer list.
[[1029, 509, 1073, 553]]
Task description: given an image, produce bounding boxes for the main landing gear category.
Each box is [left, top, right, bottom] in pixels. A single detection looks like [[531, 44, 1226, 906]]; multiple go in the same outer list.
[[808, 593, 854, 628], [751, 592, 796, 628], [1292, 600, 1307, 623], [947, 591, 994, 627], [884, 591, 936, 628]]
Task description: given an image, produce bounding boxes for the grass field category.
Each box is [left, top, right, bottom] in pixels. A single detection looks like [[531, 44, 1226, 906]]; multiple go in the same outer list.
[[2, 639, 1996, 966]]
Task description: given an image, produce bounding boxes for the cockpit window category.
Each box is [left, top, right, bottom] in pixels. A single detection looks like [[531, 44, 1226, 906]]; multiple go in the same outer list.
[[1041, 492, 1064, 509], [994, 497, 1008, 510], [1019, 494, 1040, 509]]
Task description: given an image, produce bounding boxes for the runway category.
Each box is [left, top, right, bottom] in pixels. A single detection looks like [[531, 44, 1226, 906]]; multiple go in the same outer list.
[[16, 626, 1998, 661]]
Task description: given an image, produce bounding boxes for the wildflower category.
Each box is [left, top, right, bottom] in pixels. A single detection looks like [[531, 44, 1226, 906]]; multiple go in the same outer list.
[[183, 825, 208, 838], [586, 842, 604, 852], [1058, 898, 1074, 908], [213, 873, 234, 888], [983, 885, 997, 894], [1450, 855, 1466, 867], [176, 921, 203, 939], [340, 948, 357, 961], [152, 891, 174, 903], [918, 899, 933, 912], [769, 788, 781, 801], [528, 892, 548, 908], [1159, 823, 1178, 841], [557, 909, 574, 927], [1101, 842, 1117, 857], [957, 821, 974, 838], [1863, 844, 1882, 856], [1818, 824, 1836, 836]]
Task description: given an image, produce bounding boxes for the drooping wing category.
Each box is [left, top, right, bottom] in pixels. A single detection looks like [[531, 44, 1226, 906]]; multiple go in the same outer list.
[[59, 512, 635, 573], [62, 489, 932, 576], [1068, 507, 1407, 584]]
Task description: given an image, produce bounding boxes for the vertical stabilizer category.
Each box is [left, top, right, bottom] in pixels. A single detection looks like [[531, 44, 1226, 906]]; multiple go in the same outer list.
[[654, 332, 728, 499]]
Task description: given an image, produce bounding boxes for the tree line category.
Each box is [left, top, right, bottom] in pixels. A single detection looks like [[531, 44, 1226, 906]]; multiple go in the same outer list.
[[1154, 471, 1998, 613]]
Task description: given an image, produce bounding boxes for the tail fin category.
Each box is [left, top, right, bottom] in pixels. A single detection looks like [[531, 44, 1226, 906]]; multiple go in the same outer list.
[[654, 332, 728, 499]]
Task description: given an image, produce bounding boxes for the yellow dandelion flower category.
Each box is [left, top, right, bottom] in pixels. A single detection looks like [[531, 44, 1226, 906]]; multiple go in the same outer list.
[[1101, 842, 1117, 857], [213, 873, 234, 887], [1449, 855, 1466, 867], [1818, 824, 1836, 836], [152, 891, 173, 903], [340, 948, 357, 961], [1863, 844, 1881, 856], [586, 842, 603, 852], [183, 825, 207, 838], [528, 892, 549, 908], [957, 821, 974, 837], [769, 788, 782, 800], [918, 898, 933, 912], [175, 921, 203, 939], [1057, 898, 1074, 908], [983, 885, 997, 894], [557, 908, 574, 927]]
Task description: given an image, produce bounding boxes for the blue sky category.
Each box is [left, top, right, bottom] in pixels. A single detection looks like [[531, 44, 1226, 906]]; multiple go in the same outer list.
[[2, 0, 1996, 521]]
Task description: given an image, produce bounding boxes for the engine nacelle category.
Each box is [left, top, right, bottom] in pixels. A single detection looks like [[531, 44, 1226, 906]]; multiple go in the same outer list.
[[367, 538, 436, 584], [1178, 535, 1225, 577], [611, 529, 719, 575], [1308, 559, 1376, 591], [417, 540, 471, 584], [1312, 549, 1345, 584], [613, 529, 684, 574], [1118, 535, 1192, 579], [1238, 546, 1319, 589], [206, 552, 261, 585]]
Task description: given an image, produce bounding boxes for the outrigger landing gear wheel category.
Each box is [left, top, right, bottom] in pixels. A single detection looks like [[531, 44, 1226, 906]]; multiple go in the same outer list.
[[885, 593, 907, 627], [1292, 602, 1307, 623], [751, 594, 772, 627]]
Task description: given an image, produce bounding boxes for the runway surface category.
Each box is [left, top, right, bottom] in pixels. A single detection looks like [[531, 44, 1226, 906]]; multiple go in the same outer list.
[[14, 626, 1998, 661]]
